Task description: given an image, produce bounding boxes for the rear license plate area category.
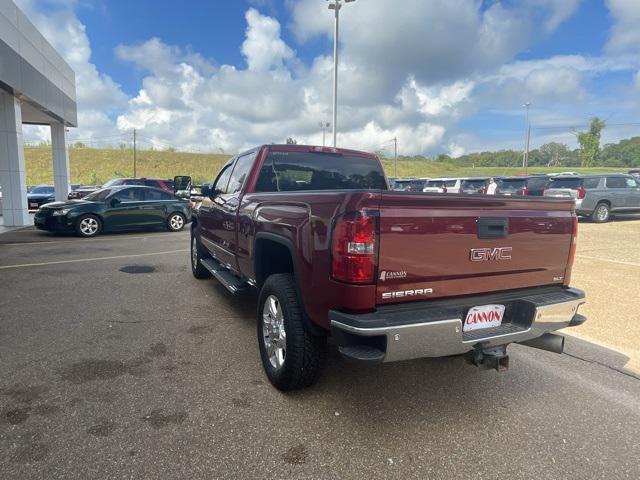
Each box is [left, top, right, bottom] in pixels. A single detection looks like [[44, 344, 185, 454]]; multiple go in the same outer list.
[[463, 304, 505, 332]]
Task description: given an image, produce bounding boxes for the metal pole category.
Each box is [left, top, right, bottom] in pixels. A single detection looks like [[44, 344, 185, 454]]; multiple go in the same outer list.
[[394, 136, 398, 177], [525, 125, 531, 172], [523, 102, 530, 168], [331, 1, 340, 147], [133, 128, 137, 177]]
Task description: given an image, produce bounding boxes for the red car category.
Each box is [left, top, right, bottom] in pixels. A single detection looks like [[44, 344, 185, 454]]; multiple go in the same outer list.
[[69, 178, 175, 200], [102, 177, 174, 191], [187, 144, 586, 390]]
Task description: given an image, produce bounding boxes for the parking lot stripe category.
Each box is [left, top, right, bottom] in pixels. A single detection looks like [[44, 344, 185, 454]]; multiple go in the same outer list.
[[0, 249, 188, 270], [1, 232, 185, 246], [576, 254, 640, 268]]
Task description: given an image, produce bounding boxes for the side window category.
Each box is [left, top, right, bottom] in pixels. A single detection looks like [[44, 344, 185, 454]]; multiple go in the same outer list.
[[255, 157, 277, 192], [113, 188, 144, 201], [213, 160, 236, 194], [605, 177, 627, 189], [145, 189, 172, 201], [582, 178, 600, 189], [227, 151, 258, 194]]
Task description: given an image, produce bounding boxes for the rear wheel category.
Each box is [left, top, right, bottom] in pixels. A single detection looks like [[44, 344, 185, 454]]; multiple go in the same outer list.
[[167, 212, 186, 231], [75, 214, 101, 238], [257, 274, 326, 391], [190, 232, 212, 279], [591, 202, 610, 223]]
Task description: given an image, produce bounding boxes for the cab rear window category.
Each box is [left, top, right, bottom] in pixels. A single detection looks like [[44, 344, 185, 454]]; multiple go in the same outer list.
[[255, 151, 386, 192]]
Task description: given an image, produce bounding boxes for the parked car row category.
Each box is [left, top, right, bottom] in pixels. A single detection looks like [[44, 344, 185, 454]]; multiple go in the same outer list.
[[389, 175, 550, 195], [25, 178, 176, 207], [389, 172, 640, 222]]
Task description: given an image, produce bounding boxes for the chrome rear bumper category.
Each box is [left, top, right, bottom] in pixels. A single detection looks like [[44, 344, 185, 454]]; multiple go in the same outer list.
[[330, 287, 586, 363]]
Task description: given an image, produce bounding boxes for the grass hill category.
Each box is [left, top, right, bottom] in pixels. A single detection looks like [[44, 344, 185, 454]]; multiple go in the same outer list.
[[23, 145, 627, 186]]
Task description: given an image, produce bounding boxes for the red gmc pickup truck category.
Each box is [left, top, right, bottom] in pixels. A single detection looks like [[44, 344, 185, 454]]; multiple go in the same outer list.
[[184, 144, 586, 391]]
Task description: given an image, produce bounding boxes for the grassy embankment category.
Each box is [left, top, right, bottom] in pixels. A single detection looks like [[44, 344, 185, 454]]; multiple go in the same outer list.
[[23, 146, 627, 186]]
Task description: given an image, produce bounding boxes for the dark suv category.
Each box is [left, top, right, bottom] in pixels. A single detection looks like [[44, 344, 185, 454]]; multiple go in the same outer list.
[[544, 174, 640, 222], [496, 176, 549, 196]]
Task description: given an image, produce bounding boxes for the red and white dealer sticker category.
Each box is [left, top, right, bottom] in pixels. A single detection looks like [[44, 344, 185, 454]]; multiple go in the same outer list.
[[463, 304, 505, 332]]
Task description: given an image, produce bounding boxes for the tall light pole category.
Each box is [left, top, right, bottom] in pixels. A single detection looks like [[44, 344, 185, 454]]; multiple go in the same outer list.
[[327, 0, 355, 148], [523, 102, 531, 170], [319, 121, 330, 147]]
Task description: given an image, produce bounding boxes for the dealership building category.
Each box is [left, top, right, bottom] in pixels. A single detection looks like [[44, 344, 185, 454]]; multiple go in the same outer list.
[[0, 0, 77, 227]]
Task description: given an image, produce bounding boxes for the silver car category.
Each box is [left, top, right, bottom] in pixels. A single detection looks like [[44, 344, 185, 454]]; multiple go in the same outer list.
[[544, 174, 640, 222]]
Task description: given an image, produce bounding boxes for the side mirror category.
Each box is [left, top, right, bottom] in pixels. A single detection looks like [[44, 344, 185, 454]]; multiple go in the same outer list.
[[174, 175, 192, 196], [109, 197, 121, 207]]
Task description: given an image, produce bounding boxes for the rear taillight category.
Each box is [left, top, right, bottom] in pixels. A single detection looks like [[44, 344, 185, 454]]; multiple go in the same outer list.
[[442, 186, 447, 193], [331, 211, 378, 284], [577, 186, 586, 199], [564, 215, 578, 286], [521, 186, 529, 196], [406, 186, 412, 192]]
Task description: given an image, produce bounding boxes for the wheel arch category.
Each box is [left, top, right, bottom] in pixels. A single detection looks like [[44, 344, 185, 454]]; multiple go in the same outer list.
[[254, 233, 322, 336]]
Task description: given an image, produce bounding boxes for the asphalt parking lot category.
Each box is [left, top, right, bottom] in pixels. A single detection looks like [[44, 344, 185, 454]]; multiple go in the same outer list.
[[1, 222, 639, 479]]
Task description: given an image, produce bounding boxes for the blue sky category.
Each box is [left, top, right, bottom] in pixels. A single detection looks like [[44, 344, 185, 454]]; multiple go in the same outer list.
[[18, 0, 640, 156]]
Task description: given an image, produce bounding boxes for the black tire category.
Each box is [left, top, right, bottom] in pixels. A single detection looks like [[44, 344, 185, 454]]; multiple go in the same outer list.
[[167, 212, 186, 232], [257, 273, 327, 391], [75, 214, 102, 238], [590, 202, 610, 223], [190, 231, 212, 279]]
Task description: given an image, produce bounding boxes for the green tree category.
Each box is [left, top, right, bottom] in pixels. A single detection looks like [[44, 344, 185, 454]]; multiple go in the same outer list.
[[577, 117, 606, 167], [539, 142, 570, 166]]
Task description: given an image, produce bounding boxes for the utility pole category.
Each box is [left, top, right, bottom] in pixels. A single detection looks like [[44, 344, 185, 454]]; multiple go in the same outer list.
[[319, 121, 330, 147], [525, 124, 531, 172], [393, 136, 398, 177], [523, 102, 531, 170], [328, 0, 355, 147], [133, 128, 137, 177]]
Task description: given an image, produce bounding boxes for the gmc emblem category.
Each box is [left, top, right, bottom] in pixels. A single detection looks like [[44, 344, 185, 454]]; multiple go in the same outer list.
[[470, 247, 512, 262]]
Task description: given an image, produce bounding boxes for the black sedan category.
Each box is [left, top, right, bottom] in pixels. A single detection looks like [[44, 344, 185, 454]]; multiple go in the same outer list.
[[27, 185, 56, 209], [34, 185, 191, 237]]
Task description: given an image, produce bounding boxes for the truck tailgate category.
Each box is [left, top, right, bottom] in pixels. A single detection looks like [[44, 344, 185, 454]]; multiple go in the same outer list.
[[376, 193, 575, 304]]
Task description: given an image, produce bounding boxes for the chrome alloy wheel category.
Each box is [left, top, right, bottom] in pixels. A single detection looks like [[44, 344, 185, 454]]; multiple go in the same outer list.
[[169, 214, 184, 230], [79, 217, 98, 236], [596, 204, 609, 222], [262, 295, 286, 369], [191, 236, 198, 267]]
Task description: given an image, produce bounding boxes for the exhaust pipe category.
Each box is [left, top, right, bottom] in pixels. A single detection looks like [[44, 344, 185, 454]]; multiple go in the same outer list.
[[519, 333, 564, 354]]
